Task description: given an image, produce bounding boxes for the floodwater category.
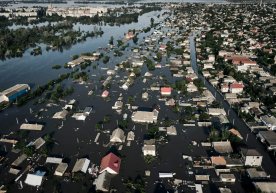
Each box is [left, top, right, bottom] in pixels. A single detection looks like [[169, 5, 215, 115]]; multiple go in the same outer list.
[[0, 3, 265, 193], [0, 9, 232, 193], [0, 10, 163, 89]]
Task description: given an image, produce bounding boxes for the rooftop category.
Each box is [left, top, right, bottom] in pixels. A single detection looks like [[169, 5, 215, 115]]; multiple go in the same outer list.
[[0, 84, 30, 97], [100, 153, 121, 174]]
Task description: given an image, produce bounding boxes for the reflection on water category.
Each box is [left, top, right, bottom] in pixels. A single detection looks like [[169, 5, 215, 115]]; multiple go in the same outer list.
[[0, 10, 163, 89]]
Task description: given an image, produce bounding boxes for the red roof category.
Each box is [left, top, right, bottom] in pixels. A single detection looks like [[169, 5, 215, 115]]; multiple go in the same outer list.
[[102, 90, 109, 97], [100, 153, 121, 174], [230, 82, 244, 89], [161, 87, 172, 93]]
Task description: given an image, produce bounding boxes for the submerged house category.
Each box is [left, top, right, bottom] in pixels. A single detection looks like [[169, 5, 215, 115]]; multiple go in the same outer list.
[[72, 158, 90, 173], [100, 153, 121, 175], [143, 139, 156, 156], [132, 107, 159, 124], [94, 171, 114, 192], [0, 84, 30, 104], [110, 128, 125, 143]]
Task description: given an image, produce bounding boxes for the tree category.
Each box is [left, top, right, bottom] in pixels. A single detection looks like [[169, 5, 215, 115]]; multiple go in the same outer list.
[[199, 113, 210, 121], [144, 155, 156, 164], [150, 17, 154, 27], [147, 125, 158, 139], [133, 35, 138, 44], [72, 54, 79, 60], [109, 36, 114, 45], [221, 129, 230, 141]]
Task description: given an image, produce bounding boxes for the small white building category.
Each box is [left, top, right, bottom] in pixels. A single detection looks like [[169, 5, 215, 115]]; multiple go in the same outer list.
[[166, 126, 177, 135], [25, 173, 44, 187], [241, 148, 263, 167], [143, 139, 156, 156], [208, 108, 226, 116], [142, 92, 149, 100], [20, 123, 43, 131], [203, 63, 214, 69]]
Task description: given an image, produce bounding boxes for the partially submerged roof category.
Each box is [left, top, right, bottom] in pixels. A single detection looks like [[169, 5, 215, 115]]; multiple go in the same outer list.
[[110, 128, 125, 143], [212, 141, 233, 154], [25, 174, 43, 187], [94, 171, 114, 192], [53, 110, 68, 119], [33, 137, 46, 150], [55, 162, 68, 176], [1, 84, 30, 97], [100, 153, 121, 174], [254, 182, 276, 193], [127, 131, 135, 141], [241, 148, 262, 157], [229, 128, 243, 139], [166, 126, 177, 135], [12, 154, 27, 167], [247, 168, 269, 179], [72, 158, 90, 173], [46, 157, 63, 164], [258, 131, 276, 146], [211, 156, 226, 166], [20, 123, 43, 131]]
